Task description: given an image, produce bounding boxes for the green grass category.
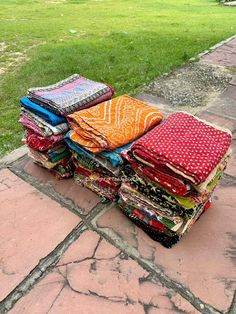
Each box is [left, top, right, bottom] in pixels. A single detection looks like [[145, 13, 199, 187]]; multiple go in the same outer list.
[[0, 0, 236, 157]]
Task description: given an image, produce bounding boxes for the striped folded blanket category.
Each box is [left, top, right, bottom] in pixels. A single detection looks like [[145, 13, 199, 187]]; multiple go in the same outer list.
[[28, 74, 114, 116]]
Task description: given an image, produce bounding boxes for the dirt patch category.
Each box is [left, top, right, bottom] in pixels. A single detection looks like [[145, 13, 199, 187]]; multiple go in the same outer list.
[[0, 43, 45, 78], [0, 42, 29, 77], [144, 62, 232, 107]]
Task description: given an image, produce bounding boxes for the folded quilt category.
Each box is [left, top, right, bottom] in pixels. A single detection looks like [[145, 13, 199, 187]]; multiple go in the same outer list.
[[118, 184, 210, 236], [28, 147, 70, 165], [65, 133, 123, 176], [46, 144, 68, 159], [101, 142, 132, 167], [123, 149, 228, 196], [119, 183, 184, 233], [122, 165, 221, 212], [117, 202, 181, 248], [33, 156, 74, 179], [20, 97, 66, 126], [74, 166, 120, 201], [19, 114, 66, 140], [21, 108, 69, 136], [24, 130, 66, 152], [65, 131, 130, 167], [67, 95, 163, 152], [130, 111, 232, 189], [27, 74, 114, 116]]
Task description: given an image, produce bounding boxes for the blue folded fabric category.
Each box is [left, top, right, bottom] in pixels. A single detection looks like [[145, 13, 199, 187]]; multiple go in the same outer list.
[[65, 132, 131, 167], [20, 97, 67, 126]]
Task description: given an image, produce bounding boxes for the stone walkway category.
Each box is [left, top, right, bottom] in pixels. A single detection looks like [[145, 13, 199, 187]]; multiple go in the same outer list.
[[0, 37, 236, 314]]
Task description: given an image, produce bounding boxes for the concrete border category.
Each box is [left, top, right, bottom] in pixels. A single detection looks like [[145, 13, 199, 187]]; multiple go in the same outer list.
[[0, 145, 27, 168]]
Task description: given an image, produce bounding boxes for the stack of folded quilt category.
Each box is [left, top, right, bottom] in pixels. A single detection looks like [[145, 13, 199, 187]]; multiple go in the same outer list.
[[65, 95, 164, 200], [119, 112, 232, 248], [19, 74, 114, 178]]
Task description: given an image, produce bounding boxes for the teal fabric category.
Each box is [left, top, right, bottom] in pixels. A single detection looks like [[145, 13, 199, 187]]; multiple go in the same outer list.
[[65, 131, 132, 167]]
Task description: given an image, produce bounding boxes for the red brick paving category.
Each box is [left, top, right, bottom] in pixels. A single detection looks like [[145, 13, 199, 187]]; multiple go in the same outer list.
[[202, 38, 236, 67], [94, 183, 236, 312], [10, 230, 199, 314], [0, 169, 81, 301]]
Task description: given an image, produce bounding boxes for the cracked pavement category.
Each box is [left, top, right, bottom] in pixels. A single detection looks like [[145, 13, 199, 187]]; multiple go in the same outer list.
[[0, 37, 236, 314]]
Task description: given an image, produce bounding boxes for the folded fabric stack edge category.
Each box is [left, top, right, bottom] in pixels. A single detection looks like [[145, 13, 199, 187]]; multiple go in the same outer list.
[[18, 74, 233, 249], [119, 111, 232, 248], [65, 94, 164, 201], [19, 74, 115, 179]]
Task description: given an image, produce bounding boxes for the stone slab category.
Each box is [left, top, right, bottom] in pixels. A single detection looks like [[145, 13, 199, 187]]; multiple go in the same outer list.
[[0, 145, 27, 167], [207, 85, 236, 120], [225, 139, 236, 177], [229, 75, 236, 86], [197, 110, 236, 133], [13, 156, 101, 215], [0, 169, 81, 300], [202, 41, 236, 67], [10, 230, 199, 314], [135, 93, 175, 115], [93, 184, 236, 312]]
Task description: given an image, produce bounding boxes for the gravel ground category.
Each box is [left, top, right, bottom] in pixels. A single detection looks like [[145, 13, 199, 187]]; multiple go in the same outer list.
[[144, 62, 232, 107]]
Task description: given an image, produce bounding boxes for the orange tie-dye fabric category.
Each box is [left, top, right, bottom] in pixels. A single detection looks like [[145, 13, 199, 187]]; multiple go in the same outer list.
[[67, 95, 163, 152]]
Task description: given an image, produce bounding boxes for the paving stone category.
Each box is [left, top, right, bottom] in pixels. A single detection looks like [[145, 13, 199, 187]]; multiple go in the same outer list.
[[202, 48, 236, 67], [229, 75, 236, 86], [13, 156, 100, 215], [225, 139, 236, 177], [225, 38, 236, 49], [0, 145, 27, 166], [93, 185, 236, 312], [135, 93, 175, 115], [197, 110, 236, 133], [10, 230, 200, 314], [207, 85, 236, 120], [0, 169, 81, 301]]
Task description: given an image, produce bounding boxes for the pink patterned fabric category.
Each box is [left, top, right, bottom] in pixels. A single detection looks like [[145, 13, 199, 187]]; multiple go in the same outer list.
[[19, 115, 65, 142]]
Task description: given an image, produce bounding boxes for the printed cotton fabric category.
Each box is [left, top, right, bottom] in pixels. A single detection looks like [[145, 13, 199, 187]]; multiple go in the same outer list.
[[28, 74, 114, 116], [129, 111, 232, 190], [118, 184, 210, 248], [67, 95, 163, 152], [20, 97, 67, 126], [21, 108, 69, 136], [65, 135, 122, 176], [33, 156, 74, 179], [24, 130, 65, 152], [74, 164, 120, 201]]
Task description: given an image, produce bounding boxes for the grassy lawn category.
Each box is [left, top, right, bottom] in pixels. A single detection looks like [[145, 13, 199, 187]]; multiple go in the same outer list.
[[0, 0, 236, 157]]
